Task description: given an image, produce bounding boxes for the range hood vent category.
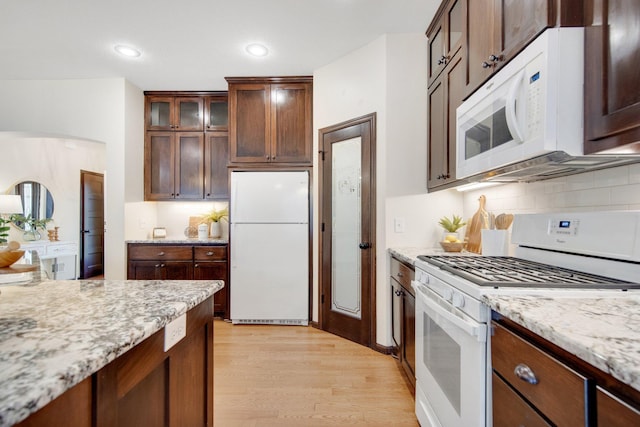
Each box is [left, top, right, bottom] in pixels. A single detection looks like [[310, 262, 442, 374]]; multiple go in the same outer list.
[[461, 151, 640, 184]]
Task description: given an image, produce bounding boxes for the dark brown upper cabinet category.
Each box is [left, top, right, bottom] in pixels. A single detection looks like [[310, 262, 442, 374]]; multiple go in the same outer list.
[[426, 0, 464, 88], [145, 96, 204, 131], [145, 132, 204, 201], [143, 91, 229, 201], [227, 76, 313, 165], [584, 0, 640, 154], [464, 0, 583, 98]]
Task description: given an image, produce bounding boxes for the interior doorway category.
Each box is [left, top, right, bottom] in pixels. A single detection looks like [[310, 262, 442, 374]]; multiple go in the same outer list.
[[319, 113, 376, 348], [80, 170, 104, 279]]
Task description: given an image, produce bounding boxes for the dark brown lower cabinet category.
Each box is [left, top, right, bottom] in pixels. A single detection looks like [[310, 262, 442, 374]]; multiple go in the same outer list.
[[390, 256, 416, 392], [127, 243, 229, 318], [492, 317, 640, 427], [16, 296, 214, 427]]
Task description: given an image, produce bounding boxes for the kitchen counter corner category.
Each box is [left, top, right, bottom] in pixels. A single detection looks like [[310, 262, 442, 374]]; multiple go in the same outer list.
[[0, 278, 223, 427]]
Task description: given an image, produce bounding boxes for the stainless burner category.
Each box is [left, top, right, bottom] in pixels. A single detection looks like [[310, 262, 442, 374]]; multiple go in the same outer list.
[[417, 255, 640, 289]]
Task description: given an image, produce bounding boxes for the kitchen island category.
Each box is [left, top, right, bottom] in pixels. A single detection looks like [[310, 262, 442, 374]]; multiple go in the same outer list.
[[0, 278, 223, 427]]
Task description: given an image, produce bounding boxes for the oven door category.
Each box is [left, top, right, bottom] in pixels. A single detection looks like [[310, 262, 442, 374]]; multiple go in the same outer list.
[[413, 281, 487, 427]]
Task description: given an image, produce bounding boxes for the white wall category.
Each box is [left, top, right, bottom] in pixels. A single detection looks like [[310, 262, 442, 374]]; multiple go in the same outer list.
[[0, 78, 144, 279], [0, 135, 106, 253], [314, 33, 462, 346]]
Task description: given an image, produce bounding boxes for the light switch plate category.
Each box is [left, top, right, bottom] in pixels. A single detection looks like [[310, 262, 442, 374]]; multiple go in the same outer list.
[[164, 313, 186, 352], [394, 217, 405, 233]]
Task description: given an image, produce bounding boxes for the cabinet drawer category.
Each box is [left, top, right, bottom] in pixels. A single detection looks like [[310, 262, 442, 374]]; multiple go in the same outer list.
[[128, 245, 193, 261], [194, 246, 227, 261], [492, 372, 551, 427], [390, 257, 414, 290], [491, 322, 587, 426], [597, 386, 640, 427]]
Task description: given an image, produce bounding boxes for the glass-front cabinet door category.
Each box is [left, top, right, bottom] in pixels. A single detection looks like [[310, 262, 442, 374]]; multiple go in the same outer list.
[[205, 96, 228, 130], [145, 96, 203, 131]]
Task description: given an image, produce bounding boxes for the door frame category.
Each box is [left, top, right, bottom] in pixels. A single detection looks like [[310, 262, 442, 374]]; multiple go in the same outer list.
[[80, 170, 104, 279], [317, 112, 377, 348]]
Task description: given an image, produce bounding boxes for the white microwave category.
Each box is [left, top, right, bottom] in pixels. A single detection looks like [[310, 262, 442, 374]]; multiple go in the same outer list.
[[456, 28, 585, 180]]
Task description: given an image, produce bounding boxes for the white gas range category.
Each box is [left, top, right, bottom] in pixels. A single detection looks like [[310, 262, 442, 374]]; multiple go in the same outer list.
[[411, 211, 640, 427]]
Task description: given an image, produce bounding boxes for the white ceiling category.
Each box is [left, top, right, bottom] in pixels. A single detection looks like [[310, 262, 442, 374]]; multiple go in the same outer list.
[[1, 0, 440, 91]]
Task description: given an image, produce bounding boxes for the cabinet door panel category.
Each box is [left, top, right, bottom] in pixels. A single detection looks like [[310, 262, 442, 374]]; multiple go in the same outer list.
[[428, 78, 446, 188], [128, 261, 163, 280], [204, 132, 229, 200], [176, 97, 203, 131], [501, 0, 551, 62], [585, 0, 640, 153], [164, 262, 193, 280], [492, 372, 552, 427], [428, 24, 445, 85], [146, 97, 174, 130], [465, 0, 497, 94], [175, 133, 204, 199], [205, 96, 228, 130], [145, 133, 175, 200], [271, 84, 312, 163], [401, 289, 416, 379], [194, 262, 227, 316], [230, 85, 270, 162]]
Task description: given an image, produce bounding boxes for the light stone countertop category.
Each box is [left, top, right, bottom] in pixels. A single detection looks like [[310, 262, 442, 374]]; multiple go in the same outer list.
[[483, 294, 640, 393], [388, 247, 640, 393], [388, 246, 477, 266], [0, 278, 223, 427]]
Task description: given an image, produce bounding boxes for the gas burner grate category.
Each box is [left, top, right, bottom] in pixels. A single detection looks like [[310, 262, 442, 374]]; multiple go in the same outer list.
[[417, 255, 640, 289]]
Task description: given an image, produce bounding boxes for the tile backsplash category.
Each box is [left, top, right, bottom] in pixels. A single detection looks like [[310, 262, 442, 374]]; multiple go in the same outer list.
[[462, 163, 640, 218]]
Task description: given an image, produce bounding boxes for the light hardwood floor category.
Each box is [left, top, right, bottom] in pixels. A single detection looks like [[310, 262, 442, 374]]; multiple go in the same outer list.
[[214, 320, 419, 426]]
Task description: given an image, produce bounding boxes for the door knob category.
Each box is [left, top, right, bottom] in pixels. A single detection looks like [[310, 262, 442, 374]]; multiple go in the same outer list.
[[359, 242, 371, 249], [82, 229, 90, 233]]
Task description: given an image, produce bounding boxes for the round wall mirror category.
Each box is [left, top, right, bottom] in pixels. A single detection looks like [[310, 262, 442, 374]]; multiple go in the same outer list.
[[11, 181, 54, 230]]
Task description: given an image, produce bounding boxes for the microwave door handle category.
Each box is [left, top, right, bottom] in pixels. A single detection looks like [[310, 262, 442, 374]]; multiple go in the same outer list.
[[505, 69, 525, 143]]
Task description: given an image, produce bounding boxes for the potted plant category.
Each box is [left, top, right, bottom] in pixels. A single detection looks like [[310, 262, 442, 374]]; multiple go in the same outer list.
[[438, 214, 466, 251], [10, 214, 52, 241], [201, 207, 228, 238]]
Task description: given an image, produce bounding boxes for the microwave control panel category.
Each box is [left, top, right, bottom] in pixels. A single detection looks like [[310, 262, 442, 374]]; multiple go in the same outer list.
[[525, 55, 544, 139]]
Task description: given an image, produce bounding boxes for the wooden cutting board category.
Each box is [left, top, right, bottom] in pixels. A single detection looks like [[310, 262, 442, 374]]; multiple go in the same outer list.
[[465, 195, 489, 254]]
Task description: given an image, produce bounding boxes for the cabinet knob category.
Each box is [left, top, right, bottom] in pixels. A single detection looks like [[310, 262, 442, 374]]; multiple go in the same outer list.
[[206, 193, 211, 197], [176, 193, 180, 197], [265, 155, 270, 160], [206, 251, 214, 256], [394, 290, 402, 296], [437, 55, 447, 65], [155, 263, 160, 268], [489, 54, 502, 62], [158, 252, 165, 256], [195, 263, 199, 268], [482, 61, 492, 69], [359, 242, 371, 249], [397, 272, 404, 278], [514, 363, 539, 385]]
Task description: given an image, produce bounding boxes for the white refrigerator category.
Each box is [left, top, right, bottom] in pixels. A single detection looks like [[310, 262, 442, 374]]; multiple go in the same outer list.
[[230, 171, 309, 325]]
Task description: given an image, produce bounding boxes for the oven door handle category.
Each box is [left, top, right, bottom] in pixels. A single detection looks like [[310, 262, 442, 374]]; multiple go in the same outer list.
[[412, 281, 487, 343]]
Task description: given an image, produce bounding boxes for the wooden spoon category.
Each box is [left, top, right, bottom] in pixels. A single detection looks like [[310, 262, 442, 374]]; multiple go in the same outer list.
[[495, 214, 514, 230]]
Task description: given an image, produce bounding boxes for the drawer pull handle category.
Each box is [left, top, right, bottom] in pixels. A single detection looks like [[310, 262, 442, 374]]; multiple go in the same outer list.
[[206, 251, 214, 256], [158, 252, 165, 256], [514, 363, 538, 385], [397, 272, 404, 278]]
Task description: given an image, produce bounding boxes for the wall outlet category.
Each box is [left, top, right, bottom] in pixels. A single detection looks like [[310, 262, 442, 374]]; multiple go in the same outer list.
[[164, 313, 186, 352], [394, 217, 405, 233]]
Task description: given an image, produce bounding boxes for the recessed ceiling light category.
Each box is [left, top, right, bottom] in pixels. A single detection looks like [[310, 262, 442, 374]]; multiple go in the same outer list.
[[245, 43, 269, 57], [114, 45, 141, 58]]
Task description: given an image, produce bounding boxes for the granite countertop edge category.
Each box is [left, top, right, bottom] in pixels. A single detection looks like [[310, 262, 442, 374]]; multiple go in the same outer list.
[[0, 279, 224, 427]]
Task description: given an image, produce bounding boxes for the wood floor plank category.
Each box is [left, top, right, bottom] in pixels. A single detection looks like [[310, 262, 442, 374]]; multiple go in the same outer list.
[[214, 320, 418, 426]]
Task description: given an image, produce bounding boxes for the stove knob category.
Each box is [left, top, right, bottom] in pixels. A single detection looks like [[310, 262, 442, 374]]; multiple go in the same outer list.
[[442, 288, 453, 301], [452, 293, 465, 308]]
